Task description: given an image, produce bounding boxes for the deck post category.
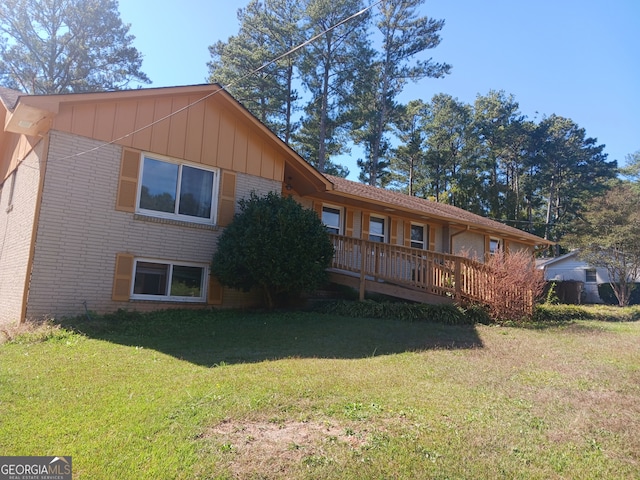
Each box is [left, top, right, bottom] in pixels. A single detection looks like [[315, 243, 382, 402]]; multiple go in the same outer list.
[[454, 258, 462, 298]]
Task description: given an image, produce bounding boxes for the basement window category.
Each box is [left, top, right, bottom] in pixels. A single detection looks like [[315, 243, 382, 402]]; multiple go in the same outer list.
[[132, 259, 207, 302]]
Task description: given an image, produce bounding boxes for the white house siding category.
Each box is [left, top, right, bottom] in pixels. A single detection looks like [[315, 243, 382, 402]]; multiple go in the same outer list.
[[25, 131, 279, 319], [0, 145, 43, 326], [542, 255, 608, 303]]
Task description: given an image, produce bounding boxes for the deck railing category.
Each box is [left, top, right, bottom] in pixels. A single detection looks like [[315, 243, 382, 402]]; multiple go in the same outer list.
[[328, 234, 533, 312]]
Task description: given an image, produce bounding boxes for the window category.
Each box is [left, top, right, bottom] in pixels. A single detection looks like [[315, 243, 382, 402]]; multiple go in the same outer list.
[[369, 216, 386, 243], [410, 224, 429, 250], [489, 238, 502, 255], [322, 206, 342, 234], [138, 155, 218, 223], [585, 269, 597, 283], [132, 259, 207, 302]]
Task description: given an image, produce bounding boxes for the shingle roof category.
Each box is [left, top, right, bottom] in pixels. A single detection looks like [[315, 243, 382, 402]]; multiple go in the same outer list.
[[324, 174, 548, 244], [0, 86, 22, 111]]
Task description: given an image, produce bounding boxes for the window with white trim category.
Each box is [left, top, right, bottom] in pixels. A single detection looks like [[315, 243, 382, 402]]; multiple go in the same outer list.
[[137, 155, 219, 224], [489, 238, 502, 255], [132, 259, 208, 302], [322, 205, 342, 234], [369, 216, 386, 243], [585, 269, 597, 283], [410, 224, 429, 250]]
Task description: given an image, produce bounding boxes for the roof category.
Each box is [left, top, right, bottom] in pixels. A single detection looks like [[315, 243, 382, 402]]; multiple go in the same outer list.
[[325, 174, 550, 245], [0, 86, 22, 111], [536, 251, 580, 269]]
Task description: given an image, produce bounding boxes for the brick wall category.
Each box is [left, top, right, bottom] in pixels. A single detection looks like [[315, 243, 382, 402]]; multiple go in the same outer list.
[[0, 145, 43, 326], [25, 131, 281, 319]]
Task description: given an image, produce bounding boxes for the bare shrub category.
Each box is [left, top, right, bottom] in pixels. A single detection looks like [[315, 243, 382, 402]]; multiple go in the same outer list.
[[483, 249, 546, 322]]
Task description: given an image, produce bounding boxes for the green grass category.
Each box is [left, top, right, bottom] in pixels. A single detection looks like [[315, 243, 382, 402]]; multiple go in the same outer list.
[[1, 308, 639, 479]]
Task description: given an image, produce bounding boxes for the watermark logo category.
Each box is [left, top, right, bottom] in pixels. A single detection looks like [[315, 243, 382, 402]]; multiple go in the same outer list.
[[0, 456, 72, 480]]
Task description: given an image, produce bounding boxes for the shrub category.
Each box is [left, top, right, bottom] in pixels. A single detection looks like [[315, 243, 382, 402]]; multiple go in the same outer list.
[[211, 192, 334, 308], [598, 283, 640, 305], [482, 250, 546, 322], [311, 300, 484, 325]]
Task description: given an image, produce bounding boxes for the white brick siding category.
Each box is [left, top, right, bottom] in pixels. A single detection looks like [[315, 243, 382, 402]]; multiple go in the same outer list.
[[0, 145, 43, 326], [25, 131, 280, 319]]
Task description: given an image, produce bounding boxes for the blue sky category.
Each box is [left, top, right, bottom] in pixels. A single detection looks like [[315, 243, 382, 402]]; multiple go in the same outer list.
[[119, 0, 639, 176]]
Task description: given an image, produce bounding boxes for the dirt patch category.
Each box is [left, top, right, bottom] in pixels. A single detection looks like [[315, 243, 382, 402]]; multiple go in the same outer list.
[[205, 419, 369, 478]]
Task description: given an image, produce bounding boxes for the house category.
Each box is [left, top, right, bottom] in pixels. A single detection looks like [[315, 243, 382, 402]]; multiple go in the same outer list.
[[0, 84, 550, 325], [537, 251, 640, 304]]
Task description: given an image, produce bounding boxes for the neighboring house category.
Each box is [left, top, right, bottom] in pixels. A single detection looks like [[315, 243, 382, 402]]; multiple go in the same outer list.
[[536, 250, 640, 303], [0, 84, 550, 325]]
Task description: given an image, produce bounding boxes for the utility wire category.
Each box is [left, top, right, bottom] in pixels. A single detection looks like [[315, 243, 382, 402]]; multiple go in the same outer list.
[[57, 0, 383, 161]]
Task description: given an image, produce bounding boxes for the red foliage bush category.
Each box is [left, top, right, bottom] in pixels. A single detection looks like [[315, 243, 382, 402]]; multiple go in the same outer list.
[[482, 249, 546, 322]]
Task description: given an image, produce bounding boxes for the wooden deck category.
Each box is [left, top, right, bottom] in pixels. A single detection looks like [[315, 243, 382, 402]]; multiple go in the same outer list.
[[328, 234, 533, 311]]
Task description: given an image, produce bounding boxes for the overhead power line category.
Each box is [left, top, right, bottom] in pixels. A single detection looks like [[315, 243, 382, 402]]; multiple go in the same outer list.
[[57, 0, 383, 161]]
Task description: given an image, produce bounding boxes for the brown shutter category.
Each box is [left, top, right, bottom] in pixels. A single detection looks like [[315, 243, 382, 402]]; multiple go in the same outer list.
[[217, 170, 237, 227], [207, 274, 224, 305], [345, 209, 354, 237], [361, 212, 370, 240], [112, 253, 134, 301], [390, 218, 398, 245], [404, 222, 411, 247], [115, 148, 140, 212], [312, 201, 323, 219], [428, 225, 436, 251]]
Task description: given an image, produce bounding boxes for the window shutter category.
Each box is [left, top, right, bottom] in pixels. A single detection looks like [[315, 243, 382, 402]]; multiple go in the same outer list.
[[404, 222, 411, 247], [115, 148, 140, 212], [428, 225, 436, 251], [207, 274, 224, 305], [312, 201, 323, 218], [361, 212, 370, 240], [345, 209, 354, 237], [217, 170, 237, 227], [112, 253, 134, 301], [390, 218, 398, 245]]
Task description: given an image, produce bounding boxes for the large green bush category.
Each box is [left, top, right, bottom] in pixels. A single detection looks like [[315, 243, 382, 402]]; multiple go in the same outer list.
[[211, 192, 334, 308]]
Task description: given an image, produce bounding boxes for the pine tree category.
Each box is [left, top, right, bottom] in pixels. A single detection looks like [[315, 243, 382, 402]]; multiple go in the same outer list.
[[0, 0, 149, 93]]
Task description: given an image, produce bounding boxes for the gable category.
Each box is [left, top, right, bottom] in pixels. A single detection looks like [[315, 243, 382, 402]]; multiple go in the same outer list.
[[51, 88, 286, 181]]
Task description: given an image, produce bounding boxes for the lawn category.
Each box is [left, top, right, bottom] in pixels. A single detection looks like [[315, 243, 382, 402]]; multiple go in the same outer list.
[[1, 308, 639, 479]]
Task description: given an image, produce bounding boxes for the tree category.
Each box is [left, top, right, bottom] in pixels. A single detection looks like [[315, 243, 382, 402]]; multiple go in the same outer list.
[[295, 0, 371, 173], [388, 99, 428, 195], [0, 0, 149, 93], [356, 0, 450, 186], [532, 115, 617, 248], [208, 0, 304, 143], [621, 150, 640, 191], [422, 93, 480, 210], [211, 192, 334, 309], [567, 183, 640, 306]]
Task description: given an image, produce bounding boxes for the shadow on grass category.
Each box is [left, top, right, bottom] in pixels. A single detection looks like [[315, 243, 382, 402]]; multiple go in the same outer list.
[[57, 309, 483, 367]]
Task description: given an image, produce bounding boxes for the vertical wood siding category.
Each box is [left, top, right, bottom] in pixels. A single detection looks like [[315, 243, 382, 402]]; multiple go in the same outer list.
[[52, 93, 284, 182]]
